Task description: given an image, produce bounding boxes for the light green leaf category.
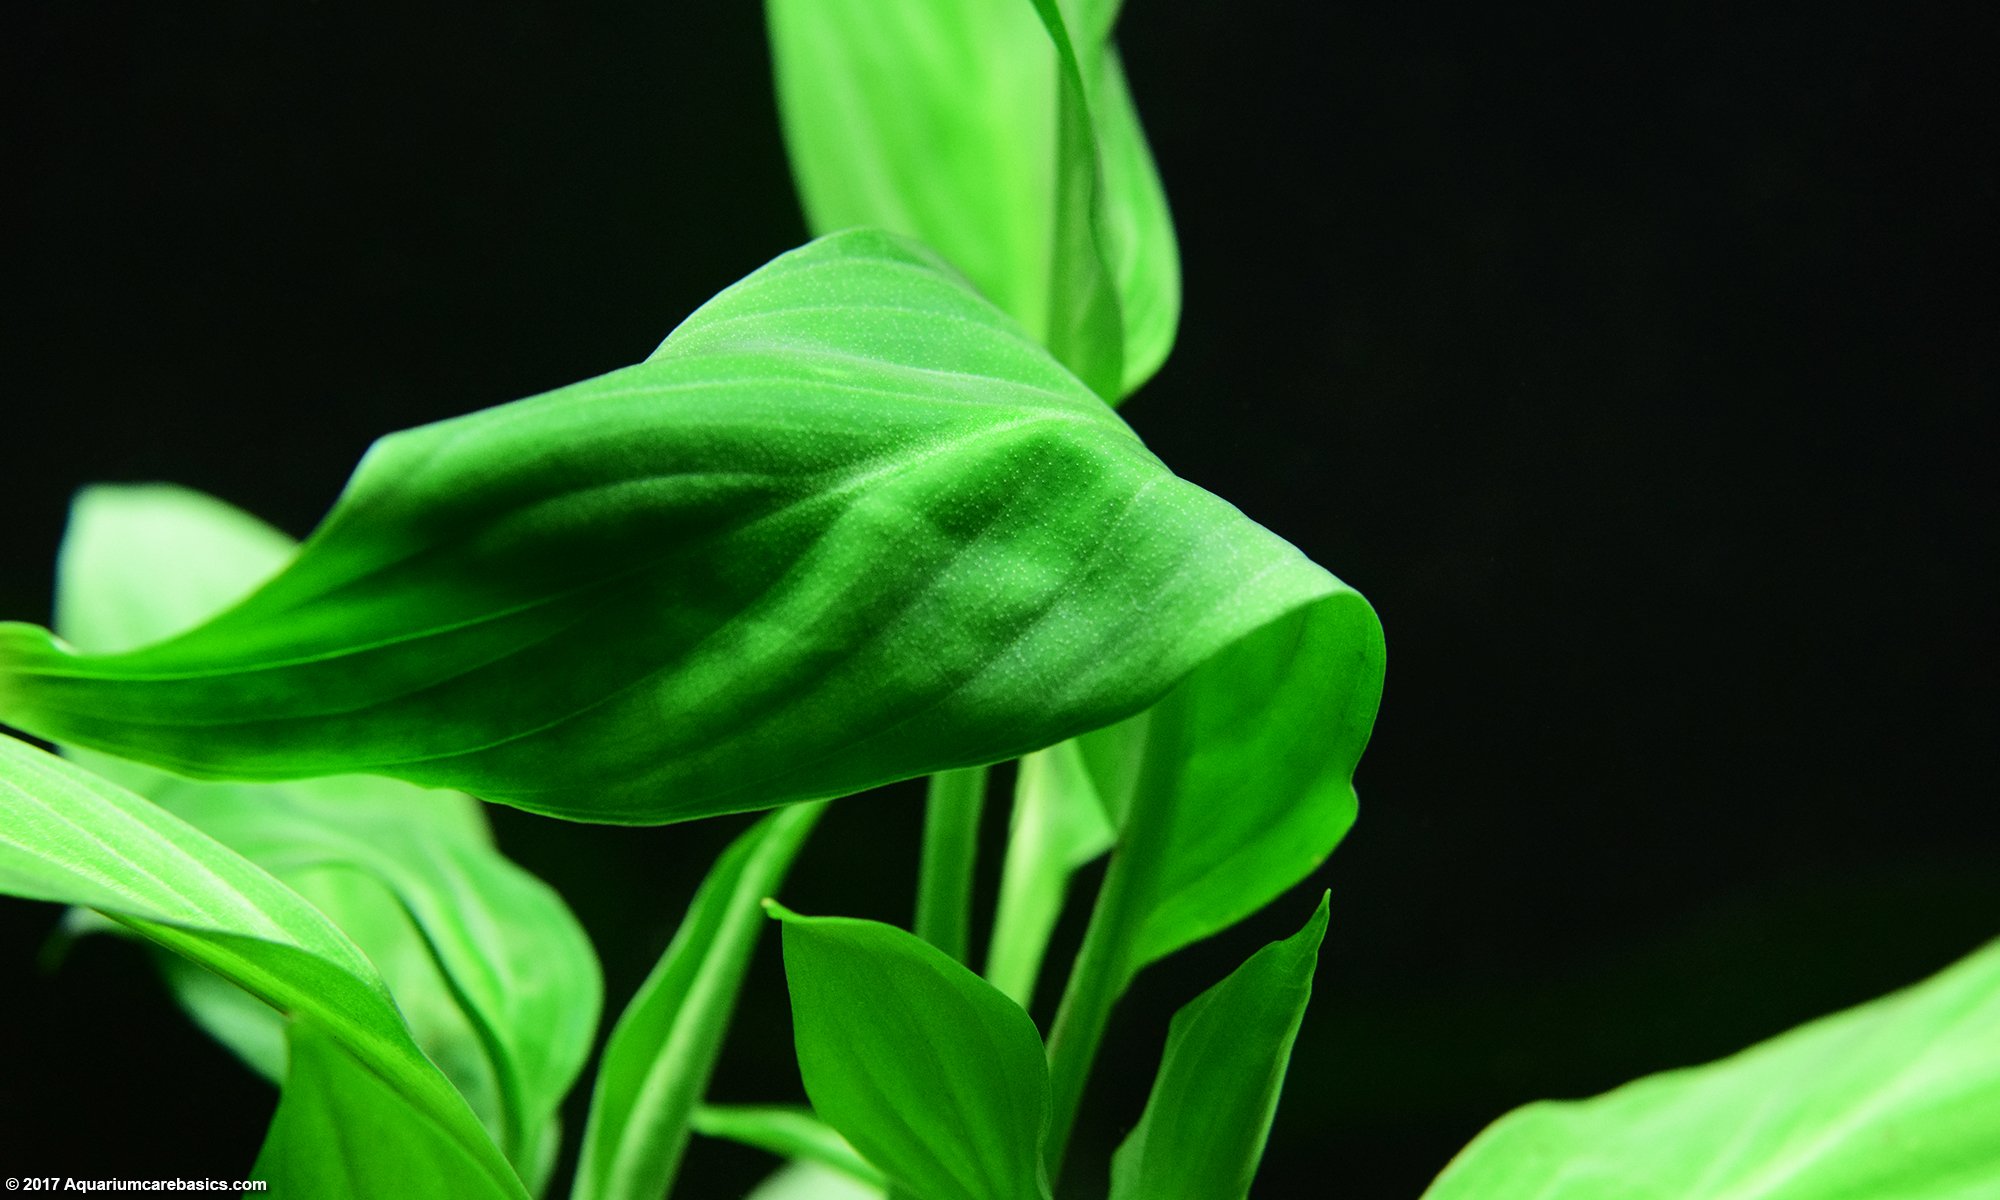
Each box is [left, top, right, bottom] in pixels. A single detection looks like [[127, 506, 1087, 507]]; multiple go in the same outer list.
[[771, 903, 1053, 1200], [692, 1105, 887, 1191], [985, 739, 1114, 1007], [0, 230, 1371, 826], [1044, 597, 1381, 1170], [48, 483, 600, 1185], [0, 734, 525, 1198], [747, 1160, 887, 1200], [767, 0, 1177, 399], [575, 804, 824, 1200], [1422, 936, 2000, 1200], [1109, 893, 1329, 1200]]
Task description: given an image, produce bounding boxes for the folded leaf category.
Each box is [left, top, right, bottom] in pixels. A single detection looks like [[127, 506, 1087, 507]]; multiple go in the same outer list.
[[575, 804, 824, 1200], [0, 734, 524, 1198], [767, 0, 1177, 399], [692, 1105, 887, 1191], [1110, 893, 1329, 1200], [0, 230, 1365, 825], [49, 483, 599, 1185], [771, 903, 1054, 1200], [1422, 936, 2000, 1200]]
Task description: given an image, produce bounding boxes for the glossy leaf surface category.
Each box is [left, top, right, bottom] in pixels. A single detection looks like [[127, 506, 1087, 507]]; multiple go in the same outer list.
[[1109, 893, 1328, 1200], [1423, 936, 2000, 1200], [691, 1105, 886, 1190], [772, 904, 1053, 1200], [575, 805, 824, 1200], [0, 734, 523, 1198], [50, 484, 599, 1181], [767, 0, 1177, 398], [0, 230, 1364, 825]]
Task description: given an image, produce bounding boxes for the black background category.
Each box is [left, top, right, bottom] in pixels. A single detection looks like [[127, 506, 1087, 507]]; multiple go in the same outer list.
[[2, 3, 1994, 1197]]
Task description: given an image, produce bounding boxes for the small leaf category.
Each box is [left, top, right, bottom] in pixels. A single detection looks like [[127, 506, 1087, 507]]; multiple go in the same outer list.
[[0, 230, 1366, 825], [746, 1161, 887, 1200], [767, 0, 1177, 398], [692, 1105, 887, 1191], [1044, 598, 1381, 1169], [1109, 893, 1329, 1200], [0, 734, 524, 1198], [1422, 936, 2000, 1200], [50, 484, 600, 1184], [574, 804, 825, 1200], [771, 903, 1053, 1200]]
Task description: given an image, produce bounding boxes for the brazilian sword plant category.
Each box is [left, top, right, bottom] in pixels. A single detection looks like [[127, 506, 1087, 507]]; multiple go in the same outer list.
[[2, 3, 1994, 1198]]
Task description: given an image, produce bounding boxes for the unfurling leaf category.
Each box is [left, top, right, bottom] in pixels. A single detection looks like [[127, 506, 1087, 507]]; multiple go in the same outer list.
[[0, 230, 1372, 827]]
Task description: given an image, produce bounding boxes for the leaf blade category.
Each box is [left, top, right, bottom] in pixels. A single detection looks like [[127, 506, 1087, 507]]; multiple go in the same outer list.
[[1109, 893, 1329, 1200], [1422, 936, 2000, 1200], [0, 734, 525, 1199], [0, 230, 1357, 826], [772, 903, 1053, 1200], [574, 804, 825, 1200]]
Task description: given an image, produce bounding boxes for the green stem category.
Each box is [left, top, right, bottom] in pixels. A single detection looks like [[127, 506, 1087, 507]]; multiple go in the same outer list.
[[914, 765, 988, 964], [1041, 843, 1141, 1185]]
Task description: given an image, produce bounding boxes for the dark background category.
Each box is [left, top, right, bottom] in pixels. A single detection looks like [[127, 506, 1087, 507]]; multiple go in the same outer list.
[[2, 3, 1994, 1196]]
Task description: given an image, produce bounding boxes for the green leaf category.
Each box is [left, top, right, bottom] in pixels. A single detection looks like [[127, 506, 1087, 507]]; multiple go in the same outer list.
[[0, 230, 1369, 826], [0, 734, 525, 1198], [49, 483, 600, 1186], [1109, 893, 1329, 1200], [1043, 596, 1381, 1172], [746, 1161, 886, 1200], [766, 0, 1177, 399], [985, 739, 1115, 1007], [691, 1105, 887, 1191], [770, 902, 1054, 1200], [1422, 936, 2000, 1200], [574, 804, 825, 1200]]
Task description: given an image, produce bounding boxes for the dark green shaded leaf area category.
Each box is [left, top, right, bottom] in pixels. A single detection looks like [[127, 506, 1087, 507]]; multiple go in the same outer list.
[[576, 804, 824, 1200], [1110, 893, 1328, 1200], [1423, 936, 2000, 1200], [772, 903, 1052, 1200], [0, 230, 1374, 825], [0, 735, 524, 1199], [51, 484, 599, 1187], [767, 0, 1177, 399]]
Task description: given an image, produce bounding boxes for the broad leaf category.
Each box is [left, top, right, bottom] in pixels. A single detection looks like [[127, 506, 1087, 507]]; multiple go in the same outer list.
[[1422, 935, 2000, 1200], [575, 804, 824, 1200], [771, 903, 1053, 1200], [0, 734, 524, 1198], [0, 230, 1371, 826], [1109, 893, 1329, 1200], [49, 483, 600, 1184], [692, 1105, 886, 1191], [767, 0, 1177, 399]]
